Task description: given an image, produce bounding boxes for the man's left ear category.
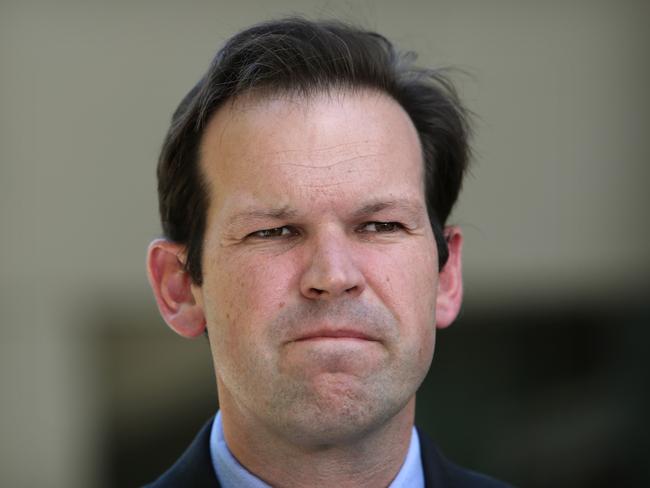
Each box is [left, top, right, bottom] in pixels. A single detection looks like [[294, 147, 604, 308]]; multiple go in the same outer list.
[[435, 226, 463, 329]]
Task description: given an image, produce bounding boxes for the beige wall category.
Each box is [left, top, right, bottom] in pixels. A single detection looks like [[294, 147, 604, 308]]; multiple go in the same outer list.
[[1, 1, 648, 486]]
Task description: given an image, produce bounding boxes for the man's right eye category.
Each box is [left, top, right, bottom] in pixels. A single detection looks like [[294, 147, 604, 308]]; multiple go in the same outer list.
[[248, 226, 296, 239]]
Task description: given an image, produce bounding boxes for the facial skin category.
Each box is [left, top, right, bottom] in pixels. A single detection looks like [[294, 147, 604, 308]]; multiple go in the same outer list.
[[148, 89, 463, 485]]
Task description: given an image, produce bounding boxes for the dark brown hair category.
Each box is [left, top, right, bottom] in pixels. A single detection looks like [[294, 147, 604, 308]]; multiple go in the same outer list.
[[157, 17, 472, 285]]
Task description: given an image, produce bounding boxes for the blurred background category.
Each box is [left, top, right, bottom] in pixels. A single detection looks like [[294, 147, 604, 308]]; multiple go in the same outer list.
[[1, 0, 648, 486]]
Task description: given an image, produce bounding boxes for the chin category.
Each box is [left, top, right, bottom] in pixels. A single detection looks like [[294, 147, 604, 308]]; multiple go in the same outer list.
[[270, 374, 415, 447]]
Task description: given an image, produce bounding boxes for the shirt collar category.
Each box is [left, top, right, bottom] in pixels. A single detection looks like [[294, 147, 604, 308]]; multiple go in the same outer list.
[[210, 410, 424, 488]]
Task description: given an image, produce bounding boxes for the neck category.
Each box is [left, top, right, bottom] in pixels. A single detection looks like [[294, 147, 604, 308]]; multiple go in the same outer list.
[[217, 384, 415, 488]]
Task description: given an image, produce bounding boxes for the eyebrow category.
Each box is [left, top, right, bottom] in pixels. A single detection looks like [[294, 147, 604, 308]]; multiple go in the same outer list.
[[225, 205, 300, 228], [224, 198, 425, 229], [351, 198, 426, 220]]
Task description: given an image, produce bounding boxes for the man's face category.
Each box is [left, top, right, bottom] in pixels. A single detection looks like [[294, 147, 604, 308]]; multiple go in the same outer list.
[[193, 90, 444, 445]]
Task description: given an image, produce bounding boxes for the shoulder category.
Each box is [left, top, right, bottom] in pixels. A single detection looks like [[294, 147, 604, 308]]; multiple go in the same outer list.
[[417, 428, 513, 488], [142, 417, 219, 488]]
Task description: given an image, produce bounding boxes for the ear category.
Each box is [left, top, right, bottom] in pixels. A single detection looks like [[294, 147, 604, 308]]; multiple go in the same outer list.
[[146, 238, 206, 338], [435, 226, 463, 329]]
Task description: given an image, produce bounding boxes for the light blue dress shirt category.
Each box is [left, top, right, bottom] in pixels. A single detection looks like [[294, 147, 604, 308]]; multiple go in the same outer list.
[[210, 411, 424, 488]]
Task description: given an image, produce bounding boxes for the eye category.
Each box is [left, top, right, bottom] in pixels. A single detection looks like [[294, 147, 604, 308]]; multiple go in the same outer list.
[[358, 222, 404, 233], [248, 226, 297, 239]]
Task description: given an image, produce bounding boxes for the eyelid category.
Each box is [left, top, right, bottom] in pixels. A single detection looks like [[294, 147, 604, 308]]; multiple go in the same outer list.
[[247, 225, 298, 239], [245, 221, 408, 239], [357, 221, 405, 233]]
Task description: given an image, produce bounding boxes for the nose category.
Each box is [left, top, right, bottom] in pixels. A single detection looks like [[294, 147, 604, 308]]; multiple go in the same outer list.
[[299, 231, 366, 300]]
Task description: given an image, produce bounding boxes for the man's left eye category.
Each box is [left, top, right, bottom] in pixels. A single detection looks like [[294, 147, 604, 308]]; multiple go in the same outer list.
[[359, 222, 403, 233]]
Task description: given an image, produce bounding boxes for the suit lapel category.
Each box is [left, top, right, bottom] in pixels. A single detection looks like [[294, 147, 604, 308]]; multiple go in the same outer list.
[[145, 416, 220, 487], [418, 427, 448, 488]]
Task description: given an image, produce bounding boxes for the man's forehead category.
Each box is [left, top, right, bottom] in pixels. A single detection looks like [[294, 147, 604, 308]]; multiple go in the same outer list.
[[198, 88, 426, 215], [200, 88, 421, 163]]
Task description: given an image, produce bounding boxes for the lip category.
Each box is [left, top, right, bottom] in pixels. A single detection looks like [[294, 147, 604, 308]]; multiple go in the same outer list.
[[293, 328, 377, 342]]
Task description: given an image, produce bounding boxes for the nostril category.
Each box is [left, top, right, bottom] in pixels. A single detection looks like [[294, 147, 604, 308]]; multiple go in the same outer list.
[[308, 286, 359, 297], [300, 251, 366, 299]]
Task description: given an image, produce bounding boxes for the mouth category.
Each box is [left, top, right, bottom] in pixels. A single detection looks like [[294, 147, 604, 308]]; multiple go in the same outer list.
[[293, 328, 378, 342]]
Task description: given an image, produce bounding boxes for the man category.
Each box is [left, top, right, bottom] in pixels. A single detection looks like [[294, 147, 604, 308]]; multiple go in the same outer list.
[[145, 17, 510, 488]]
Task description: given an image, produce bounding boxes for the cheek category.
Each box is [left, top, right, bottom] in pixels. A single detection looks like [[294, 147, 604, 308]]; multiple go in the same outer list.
[[366, 242, 438, 325], [203, 251, 297, 343]]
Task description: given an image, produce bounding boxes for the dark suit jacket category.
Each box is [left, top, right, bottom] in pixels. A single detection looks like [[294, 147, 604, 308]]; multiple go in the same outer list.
[[144, 418, 511, 487]]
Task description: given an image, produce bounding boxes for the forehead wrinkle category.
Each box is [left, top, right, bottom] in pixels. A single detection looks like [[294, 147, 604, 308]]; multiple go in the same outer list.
[[260, 135, 386, 170], [274, 152, 385, 170], [266, 140, 376, 155]]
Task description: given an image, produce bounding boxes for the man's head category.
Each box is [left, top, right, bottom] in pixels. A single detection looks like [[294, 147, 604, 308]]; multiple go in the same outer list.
[[155, 17, 471, 286], [147, 18, 470, 450]]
